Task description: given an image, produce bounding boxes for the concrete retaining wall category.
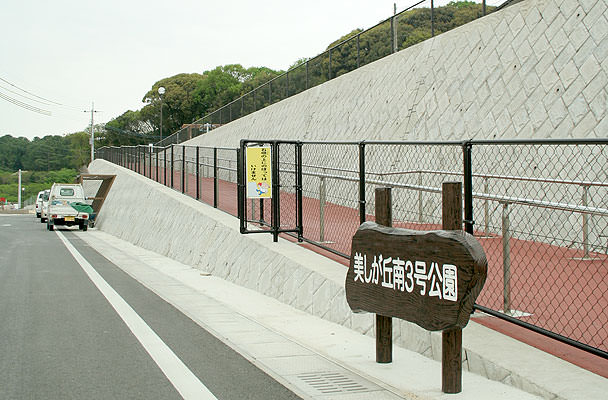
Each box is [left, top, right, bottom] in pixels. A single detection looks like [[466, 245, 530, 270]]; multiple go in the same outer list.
[[89, 158, 585, 399], [185, 0, 607, 147], [173, 0, 608, 254]]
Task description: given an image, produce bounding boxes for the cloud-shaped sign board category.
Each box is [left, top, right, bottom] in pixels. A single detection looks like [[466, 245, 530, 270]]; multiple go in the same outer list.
[[346, 222, 487, 331]]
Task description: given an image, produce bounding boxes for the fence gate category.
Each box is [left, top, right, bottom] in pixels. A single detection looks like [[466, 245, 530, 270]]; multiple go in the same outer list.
[[238, 140, 303, 242]]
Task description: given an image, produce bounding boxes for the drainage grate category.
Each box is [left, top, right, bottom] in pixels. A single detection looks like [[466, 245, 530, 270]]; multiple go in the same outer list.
[[296, 371, 376, 395]]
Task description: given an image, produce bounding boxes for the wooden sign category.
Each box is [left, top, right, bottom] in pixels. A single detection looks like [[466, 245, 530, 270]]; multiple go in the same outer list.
[[345, 222, 487, 331]]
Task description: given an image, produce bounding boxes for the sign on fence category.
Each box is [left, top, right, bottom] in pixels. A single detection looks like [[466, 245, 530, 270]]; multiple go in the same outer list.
[[346, 222, 487, 331], [245, 145, 272, 199]]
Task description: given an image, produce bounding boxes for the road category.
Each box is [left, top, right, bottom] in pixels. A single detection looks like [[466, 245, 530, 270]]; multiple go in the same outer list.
[[0, 214, 301, 400]]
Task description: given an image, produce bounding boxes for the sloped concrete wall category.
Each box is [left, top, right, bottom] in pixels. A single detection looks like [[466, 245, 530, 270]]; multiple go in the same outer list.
[[185, 0, 606, 148], [89, 158, 579, 399]]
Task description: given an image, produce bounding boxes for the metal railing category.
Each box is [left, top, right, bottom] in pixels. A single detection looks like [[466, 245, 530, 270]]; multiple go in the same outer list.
[[97, 138, 608, 360], [156, 0, 500, 147]]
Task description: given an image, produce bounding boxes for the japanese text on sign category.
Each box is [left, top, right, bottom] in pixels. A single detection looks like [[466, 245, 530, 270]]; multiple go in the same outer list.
[[246, 146, 272, 199], [345, 222, 487, 331], [353, 253, 457, 301]]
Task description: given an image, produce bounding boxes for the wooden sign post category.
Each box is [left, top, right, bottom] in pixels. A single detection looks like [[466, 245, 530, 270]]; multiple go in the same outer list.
[[442, 182, 464, 394], [375, 187, 393, 363], [346, 182, 487, 394]]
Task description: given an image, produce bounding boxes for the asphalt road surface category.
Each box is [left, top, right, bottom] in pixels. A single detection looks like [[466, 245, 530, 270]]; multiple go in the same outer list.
[[0, 214, 301, 400]]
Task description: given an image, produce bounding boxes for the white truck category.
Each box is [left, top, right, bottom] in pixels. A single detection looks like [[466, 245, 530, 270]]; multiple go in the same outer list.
[[46, 183, 91, 231], [35, 190, 45, 218]]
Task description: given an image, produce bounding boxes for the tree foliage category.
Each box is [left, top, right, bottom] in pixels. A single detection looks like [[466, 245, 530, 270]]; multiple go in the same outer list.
[[0, 133, 89, 172], [97, 2, 489, 145], [0, 1, 491, 168], [0, 168, 78, 203]]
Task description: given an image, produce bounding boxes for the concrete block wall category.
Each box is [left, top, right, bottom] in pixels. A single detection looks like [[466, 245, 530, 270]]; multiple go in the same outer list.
[[185, 0, 607, 148], [176, 0, 608, 253]]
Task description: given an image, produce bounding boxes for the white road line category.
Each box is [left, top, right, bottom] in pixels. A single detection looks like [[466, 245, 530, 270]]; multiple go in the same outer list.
[[55, 231, 217, 400]]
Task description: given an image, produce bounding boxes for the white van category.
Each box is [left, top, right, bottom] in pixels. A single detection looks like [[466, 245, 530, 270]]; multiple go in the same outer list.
[[46, 183, 90, 231]]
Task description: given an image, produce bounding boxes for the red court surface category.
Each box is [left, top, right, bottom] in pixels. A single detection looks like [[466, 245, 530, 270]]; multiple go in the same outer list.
[[134, 163, 608, 376]]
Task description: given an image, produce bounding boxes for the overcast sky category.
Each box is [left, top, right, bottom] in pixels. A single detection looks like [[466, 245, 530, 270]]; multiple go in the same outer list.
[[1, 0, 499, 140]]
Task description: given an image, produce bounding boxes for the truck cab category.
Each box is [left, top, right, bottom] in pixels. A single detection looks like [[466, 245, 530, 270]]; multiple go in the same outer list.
[[46, 183, 90, 231]]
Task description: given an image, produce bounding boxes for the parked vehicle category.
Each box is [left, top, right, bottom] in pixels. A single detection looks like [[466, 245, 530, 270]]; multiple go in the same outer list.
[[35, 191, 45, 218], [46, 183, 91, 231], [37, 190, 50, 221]]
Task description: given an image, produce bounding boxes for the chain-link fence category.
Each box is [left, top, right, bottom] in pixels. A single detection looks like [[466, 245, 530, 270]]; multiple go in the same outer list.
[[470, 141, 608, 355], [97, 138, 608, 358]]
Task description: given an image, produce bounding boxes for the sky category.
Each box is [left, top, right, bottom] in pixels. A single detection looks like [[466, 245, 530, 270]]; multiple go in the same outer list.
[[0, 0, 501, 141]]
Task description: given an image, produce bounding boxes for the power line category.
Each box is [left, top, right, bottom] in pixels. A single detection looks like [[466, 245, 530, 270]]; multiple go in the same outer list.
[[0, 76, 66, 106], [0, 76, 83, 111], [0, 84, 56, 107], [0, 90, 51, 116]]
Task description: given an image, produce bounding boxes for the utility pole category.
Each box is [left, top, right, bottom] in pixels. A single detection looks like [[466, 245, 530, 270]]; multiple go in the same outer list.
[[17, 169, 22, 209], [84, 102, 99, 164]]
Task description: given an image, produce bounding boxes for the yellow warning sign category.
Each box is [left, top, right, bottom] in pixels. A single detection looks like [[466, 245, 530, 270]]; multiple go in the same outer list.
[[246, 146, 272, 198]]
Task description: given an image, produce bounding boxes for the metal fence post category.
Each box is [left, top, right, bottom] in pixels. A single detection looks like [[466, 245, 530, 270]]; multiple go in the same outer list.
[[582, 184, 590, 258], [296, 142, 303, 242], [463, 141, 474, 234], [196, 147, 200, 200], [319, 170, 326, 242], [329, 49, 332, 80], [502, 202, 511, 314], [171, 145, 174, 188], [237, 147, 244, 231], [359, 142, 366, 224], [418, 171, 423, 222], [357, 34, 360, 68], [155, 147, 159, 182], [305, 61, 309, 90], [431, 0, 435, 37], [144, 146, 148, 177], [164, 146, 167, 186], [213, 147, 218, 208], [182, 145, 186, 194], [259, 199, 264, 223], [271, 141, 280, 242], [484, 176, 490, 236], [393, 9, 398, 53], [391, 11, 395, 53]]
